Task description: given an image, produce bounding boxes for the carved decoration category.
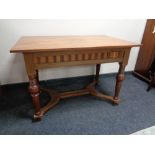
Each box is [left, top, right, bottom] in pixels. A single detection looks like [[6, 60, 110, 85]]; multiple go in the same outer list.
[[33, 50, 124, 64]]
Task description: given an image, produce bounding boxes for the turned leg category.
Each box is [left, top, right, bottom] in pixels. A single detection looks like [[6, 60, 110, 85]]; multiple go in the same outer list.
[[95, 64, 101, 82], [35, 69, 42, 94], [113, 63, 126, 104], [28, 74, 42, 120], [36, 70, 39, 84], [147, 72, 155, 91], [147, 80, 154, 91]]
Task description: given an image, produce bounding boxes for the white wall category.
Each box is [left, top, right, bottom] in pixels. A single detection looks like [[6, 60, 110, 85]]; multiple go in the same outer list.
[[0, 19, 146, 85]]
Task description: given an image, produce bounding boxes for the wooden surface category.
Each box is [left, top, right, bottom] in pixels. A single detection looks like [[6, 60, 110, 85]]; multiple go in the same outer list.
[[31, 49, 125, 70], [134, 19, 155, 79], [10, 35, 140, 53]]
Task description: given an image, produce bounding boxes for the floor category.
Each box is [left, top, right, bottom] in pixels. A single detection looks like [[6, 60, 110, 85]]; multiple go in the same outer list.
[[0, 73, 155, 135]]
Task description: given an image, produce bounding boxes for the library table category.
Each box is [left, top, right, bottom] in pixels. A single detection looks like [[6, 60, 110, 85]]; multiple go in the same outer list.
[[10, 35, 140, 120]]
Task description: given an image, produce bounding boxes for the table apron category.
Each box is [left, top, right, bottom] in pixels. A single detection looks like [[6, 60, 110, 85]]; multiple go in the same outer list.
[[30, 49, 126, 69]]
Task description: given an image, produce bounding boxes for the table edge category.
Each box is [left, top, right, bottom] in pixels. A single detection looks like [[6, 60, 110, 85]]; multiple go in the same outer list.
[[10, 44, 141, 53]]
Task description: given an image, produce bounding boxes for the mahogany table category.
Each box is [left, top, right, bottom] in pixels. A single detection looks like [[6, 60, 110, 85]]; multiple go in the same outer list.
[[10, 35, 140, 120]]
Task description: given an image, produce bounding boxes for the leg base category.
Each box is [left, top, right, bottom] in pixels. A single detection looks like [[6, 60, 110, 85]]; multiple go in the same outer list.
[[34, 80, 121, 120], [113, 98, 120, 105], [32, 112, 43, 122], [32, 117, 42, 122], [147, 72, 155, 92]]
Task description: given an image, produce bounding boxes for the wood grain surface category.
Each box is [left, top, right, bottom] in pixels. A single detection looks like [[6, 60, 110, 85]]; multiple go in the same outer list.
[[10, 35, 140, 53]]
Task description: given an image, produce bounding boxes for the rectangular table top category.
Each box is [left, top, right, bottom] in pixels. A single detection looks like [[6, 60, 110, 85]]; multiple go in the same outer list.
[[10, 35, 140, 53]]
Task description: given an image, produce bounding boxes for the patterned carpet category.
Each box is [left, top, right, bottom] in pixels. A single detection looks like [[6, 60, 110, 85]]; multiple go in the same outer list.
[[0, 73, 155, 135]]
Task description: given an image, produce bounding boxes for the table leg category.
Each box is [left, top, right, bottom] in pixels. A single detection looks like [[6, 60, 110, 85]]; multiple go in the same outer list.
[[113, 62, 126, 104], [28, 74, 42, 120], [147, 71, 155, 91], [36, 69, 39, 84], [95, 64, 101, 82]]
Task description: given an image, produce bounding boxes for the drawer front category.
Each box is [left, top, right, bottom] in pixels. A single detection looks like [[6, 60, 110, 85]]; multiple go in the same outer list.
[[33, 49, 125, 69]]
